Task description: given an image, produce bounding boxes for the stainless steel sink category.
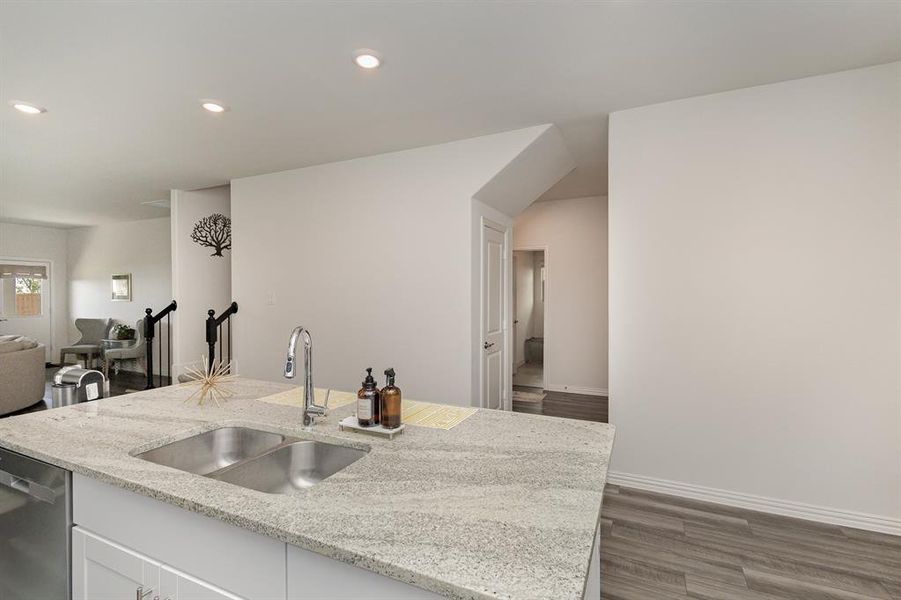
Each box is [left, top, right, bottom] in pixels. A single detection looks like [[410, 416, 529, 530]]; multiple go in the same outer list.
[[135, 427, 367, 494], [136, 427, 285, 475], [212, 441, 367, 493]]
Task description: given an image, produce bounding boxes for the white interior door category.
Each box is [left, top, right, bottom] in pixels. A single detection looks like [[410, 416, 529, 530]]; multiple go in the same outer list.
[[481, 225, 506, 410], [0, 259, 52, 362]]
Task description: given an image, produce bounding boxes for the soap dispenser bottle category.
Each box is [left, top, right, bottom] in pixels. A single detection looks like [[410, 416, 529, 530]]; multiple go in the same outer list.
[[357, 368, 380, 427], [380, 368, 402, 430]]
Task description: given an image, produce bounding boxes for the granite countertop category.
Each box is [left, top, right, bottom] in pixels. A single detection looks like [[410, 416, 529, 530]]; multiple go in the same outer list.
[[0, 378, 614, 600]]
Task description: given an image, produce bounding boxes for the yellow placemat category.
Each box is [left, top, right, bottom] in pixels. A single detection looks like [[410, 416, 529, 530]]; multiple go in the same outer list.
[[257, 388, 477, 430], [257, 387, 357, 409], [401, 400, 478, 430]]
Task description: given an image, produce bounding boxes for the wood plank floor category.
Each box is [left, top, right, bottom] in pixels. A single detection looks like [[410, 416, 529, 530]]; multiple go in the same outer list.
[[601, 484, 901, 600], [510, 390, 899, 599], [512, 385, 608, 422]]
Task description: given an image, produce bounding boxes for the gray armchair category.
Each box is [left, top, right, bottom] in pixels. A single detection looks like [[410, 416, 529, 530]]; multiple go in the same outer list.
[[60, 318, 111, 369], [103, 319, 146, 377]]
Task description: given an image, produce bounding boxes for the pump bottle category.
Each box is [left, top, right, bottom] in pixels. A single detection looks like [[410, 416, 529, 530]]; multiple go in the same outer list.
[[380, 368, 402, 429], [357, 368, 380, 427]]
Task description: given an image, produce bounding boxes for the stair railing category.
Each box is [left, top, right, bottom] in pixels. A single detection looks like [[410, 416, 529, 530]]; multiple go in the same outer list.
[[144, 300, 177, 389], [206, 301, 238, 373]]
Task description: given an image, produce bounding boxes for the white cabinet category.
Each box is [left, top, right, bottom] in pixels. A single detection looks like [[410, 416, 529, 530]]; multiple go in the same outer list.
[[160, 565, 242, 600], [74, 475, 284, 600], [73, 528, 159, 600], [73, 527, 242, 600]]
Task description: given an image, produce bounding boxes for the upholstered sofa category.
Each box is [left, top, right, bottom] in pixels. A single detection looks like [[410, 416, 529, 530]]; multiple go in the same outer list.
[[0, 336, 46, 415]]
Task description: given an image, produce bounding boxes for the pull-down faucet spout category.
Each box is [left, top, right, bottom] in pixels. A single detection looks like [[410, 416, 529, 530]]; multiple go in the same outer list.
[[284, 326, 327, 427]]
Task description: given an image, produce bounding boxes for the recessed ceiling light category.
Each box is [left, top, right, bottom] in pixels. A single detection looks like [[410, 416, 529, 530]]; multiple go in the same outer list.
[[353, 49, 381, 69], [10, 101, 46, 115], [201, 101, 229, 113]]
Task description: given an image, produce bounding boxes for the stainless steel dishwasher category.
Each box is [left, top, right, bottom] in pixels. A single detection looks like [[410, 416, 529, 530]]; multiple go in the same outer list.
[[0, 448, 71, 600]]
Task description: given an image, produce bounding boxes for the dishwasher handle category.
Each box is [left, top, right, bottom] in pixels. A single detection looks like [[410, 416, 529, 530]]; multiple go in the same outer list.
[[0, 468, 57, 504]]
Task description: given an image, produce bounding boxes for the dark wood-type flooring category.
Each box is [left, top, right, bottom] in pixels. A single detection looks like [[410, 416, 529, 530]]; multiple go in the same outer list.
[[512, 388, 899, 599], [600, 484, 901, 599], [513, 385, 609, 422]]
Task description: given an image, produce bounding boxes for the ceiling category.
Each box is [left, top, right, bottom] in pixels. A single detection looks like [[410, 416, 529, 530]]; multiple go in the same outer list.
[[1, 1, 898, 227]]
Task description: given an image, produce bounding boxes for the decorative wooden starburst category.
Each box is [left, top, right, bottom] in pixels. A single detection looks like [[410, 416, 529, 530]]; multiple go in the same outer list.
[[184, 356, 237, 407]]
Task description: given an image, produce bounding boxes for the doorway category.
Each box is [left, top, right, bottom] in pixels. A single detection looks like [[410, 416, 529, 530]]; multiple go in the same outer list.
[[512, 249, 545, 390], [0, 259, 52, 362]]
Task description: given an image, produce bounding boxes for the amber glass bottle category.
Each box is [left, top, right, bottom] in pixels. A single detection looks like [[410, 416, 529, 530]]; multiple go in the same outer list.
[[357, 368, 380, 427], [380, 368, 402, 430]]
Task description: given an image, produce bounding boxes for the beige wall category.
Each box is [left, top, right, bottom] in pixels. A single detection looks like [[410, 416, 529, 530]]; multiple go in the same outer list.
[[513, 196, 608, 395], [232, 130, 551, 406], [609, 62, 901, 529], [170, 186, 231, 374], [67, 217, 171, 373]]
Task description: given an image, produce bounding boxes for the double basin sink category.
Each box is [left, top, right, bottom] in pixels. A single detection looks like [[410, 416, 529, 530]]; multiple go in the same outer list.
[[136, 427, 367, 494]]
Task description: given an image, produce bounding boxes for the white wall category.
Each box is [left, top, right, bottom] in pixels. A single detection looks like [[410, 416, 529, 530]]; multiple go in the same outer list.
[[232, 129, 557, 406], [513, 196, 608, 395], [0, 222, 68, 361], [170, 186, 231, 374], [67, 217, 172, 374], [609, 62, 901, 531]]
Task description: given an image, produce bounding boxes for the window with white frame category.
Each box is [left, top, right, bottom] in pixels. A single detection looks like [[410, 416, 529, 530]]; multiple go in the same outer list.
[[0, 264, 47, 317]]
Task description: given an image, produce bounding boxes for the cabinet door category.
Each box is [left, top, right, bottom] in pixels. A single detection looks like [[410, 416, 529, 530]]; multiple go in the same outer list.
[[73, 527, 159, 600], [159, 565, 243, 600]]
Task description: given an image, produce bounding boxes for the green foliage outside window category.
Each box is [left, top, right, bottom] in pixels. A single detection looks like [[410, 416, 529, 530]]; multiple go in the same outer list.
[[15, 277, 41, 294]]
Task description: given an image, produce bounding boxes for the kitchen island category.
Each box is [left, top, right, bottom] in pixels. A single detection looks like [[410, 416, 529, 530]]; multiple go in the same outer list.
[[0, 378, 614, 600]]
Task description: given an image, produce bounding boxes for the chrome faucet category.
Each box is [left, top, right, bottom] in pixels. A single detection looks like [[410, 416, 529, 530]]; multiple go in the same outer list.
[[284, 326, 327, 427]]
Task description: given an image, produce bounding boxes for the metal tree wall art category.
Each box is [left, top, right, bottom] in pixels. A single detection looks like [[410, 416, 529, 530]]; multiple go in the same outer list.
[[191, 213, 232, 257]]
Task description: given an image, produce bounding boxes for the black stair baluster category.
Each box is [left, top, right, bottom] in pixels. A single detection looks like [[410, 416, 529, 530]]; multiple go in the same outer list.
[[206, 310, 217, 374], [205, 302, 237, 375], [167, 312, 171, 386], [143, 301, 177, 389], [144, 308, 154, 389], [157, 321, 161, 388]]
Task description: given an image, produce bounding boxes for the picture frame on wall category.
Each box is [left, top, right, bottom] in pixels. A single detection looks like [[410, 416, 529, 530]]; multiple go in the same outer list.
[[111, 273, 132, 301]]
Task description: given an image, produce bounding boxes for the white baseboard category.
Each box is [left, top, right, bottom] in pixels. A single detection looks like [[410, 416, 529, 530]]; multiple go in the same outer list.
[[546, 384, 608, 397], [607, 471, 901, 536]]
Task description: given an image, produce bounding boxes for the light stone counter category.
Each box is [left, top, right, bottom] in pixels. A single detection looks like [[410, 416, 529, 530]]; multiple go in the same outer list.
[[0, 378, 614, 600]]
